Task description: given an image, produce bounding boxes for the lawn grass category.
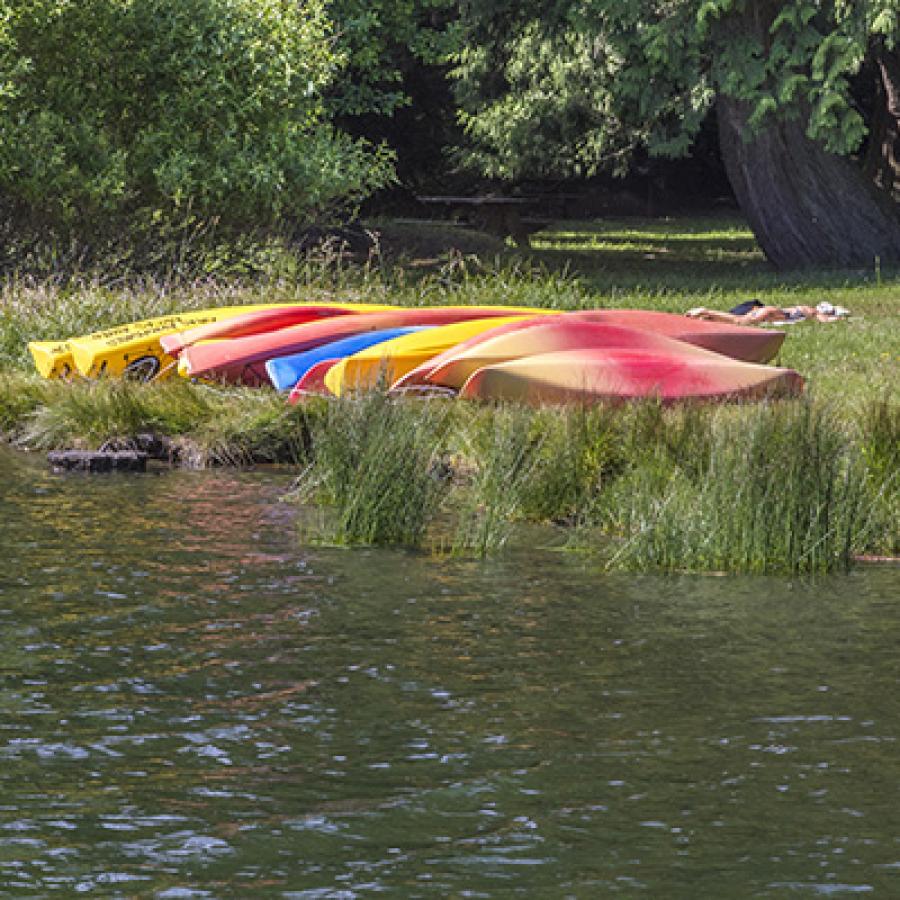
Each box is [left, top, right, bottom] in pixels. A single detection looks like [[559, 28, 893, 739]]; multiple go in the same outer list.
[[0, 215, 896, 571], [530, 217, 899, 402]]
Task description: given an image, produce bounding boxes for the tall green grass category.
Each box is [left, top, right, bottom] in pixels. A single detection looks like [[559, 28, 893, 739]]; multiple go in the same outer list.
[[1, 365, 893, 569], [290, 388, 451, 547], [448, 407, 543, 556], [282, 389, 893, 571], [601, 401, 878, 574]]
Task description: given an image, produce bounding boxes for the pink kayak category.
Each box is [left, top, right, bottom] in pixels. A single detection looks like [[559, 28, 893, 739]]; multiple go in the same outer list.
[[179, 307, 553, 385], [287, 359, 339, 403], [458, 347, 802, 405], [395, 321, 722, 391], [579, 309, 784, 363]]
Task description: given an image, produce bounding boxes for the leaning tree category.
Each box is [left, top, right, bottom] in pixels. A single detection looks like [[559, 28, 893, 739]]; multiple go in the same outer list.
[[452, 0, 900, 269]]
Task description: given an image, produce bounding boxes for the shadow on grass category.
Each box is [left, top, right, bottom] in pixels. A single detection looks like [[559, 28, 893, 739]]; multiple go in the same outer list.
[[526, 217, 894, 296]]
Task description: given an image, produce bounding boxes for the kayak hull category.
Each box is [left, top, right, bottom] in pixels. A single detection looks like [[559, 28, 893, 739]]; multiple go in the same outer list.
[[412, 321, 723, 391], [287, 359, 339, 402], [63, 305, 308, 380], [265, 326, 427, 391], [394, 309, 785, 390], [459, 348, 803, 405], [576, 309, 784, 363], [159, 301, 395, 357]]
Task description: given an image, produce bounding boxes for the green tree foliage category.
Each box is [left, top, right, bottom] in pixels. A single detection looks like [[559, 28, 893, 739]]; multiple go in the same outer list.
[[324, 0, 464, 191], [452, 0, 900, 180], [0, 0, 396, 228], [325, 0, 457, 119]]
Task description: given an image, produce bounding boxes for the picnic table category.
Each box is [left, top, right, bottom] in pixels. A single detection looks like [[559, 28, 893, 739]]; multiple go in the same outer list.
[[416, 195, 538, 246]]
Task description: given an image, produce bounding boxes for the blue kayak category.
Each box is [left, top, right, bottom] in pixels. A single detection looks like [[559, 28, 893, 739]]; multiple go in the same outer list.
[[265, 326, 431, 391]]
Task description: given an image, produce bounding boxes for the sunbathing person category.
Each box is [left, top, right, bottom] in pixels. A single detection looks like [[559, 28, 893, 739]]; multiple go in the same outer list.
[[685, 300, 850, 325]]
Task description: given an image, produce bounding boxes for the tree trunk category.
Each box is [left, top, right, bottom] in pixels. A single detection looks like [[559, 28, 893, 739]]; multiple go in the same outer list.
[[714, 2, 900, 270], [718, 96, 900, 270], [863, 44, 900, 196]]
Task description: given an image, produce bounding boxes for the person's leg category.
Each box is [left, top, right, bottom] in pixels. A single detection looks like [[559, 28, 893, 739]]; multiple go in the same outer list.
[[684, 308, 745, 324]]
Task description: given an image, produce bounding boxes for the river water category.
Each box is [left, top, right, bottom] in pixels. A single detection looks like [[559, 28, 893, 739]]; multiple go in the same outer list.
[[1, 446, 898, 897]]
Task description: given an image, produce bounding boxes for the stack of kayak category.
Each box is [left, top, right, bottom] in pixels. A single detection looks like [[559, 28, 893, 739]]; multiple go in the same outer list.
[[28, 301, 803, 404]]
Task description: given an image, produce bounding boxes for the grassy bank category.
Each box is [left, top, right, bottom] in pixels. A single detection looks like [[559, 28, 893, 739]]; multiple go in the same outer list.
[[0, 216, 897, 572], [2, 374, 893, 572]]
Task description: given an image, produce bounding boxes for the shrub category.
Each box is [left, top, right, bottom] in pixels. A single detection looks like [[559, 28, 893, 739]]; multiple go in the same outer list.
[[0, 0, 394, 231]]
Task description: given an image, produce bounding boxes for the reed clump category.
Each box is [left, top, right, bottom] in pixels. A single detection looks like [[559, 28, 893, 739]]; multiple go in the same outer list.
[[448, 406, 543, 556], [284, 391, 891, 573], [855, 395, 899, 553], [600, 400, 879, 574], [290, 388, 452, 547]]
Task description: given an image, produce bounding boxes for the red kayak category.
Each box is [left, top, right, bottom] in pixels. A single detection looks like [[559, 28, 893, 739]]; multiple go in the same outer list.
[[287, 359, 339, 403]]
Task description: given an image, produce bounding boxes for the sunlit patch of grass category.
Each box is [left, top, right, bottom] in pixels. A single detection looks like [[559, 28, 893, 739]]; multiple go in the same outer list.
[[530, 215, 898, 299]]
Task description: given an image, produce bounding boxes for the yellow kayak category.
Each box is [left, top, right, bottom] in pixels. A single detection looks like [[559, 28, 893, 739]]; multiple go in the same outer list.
[[28, 340, 79, 380], [30, 306, 274, 380], [324, 316, 540, 396]]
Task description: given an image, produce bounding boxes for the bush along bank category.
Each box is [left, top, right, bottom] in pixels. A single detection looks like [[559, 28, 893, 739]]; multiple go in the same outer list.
[[2, 373, 895, 574]]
